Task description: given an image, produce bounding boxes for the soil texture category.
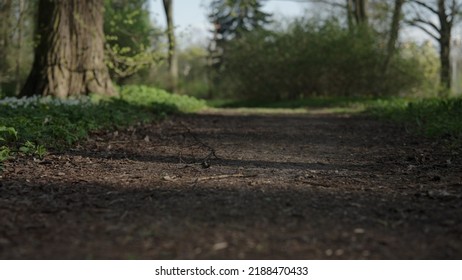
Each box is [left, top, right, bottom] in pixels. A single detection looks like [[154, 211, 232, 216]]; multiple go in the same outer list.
[[1, 109, 461, 259]]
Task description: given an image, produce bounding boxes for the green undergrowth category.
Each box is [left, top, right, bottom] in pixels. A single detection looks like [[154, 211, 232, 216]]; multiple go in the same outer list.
[[366, 98, 462, 146], [0, 86, 206, 167], [209, 96, 375, 109], [212, 96, 462, 145]]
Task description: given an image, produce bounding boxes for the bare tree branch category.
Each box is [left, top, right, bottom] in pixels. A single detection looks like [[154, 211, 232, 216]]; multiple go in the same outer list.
[[412, 18, 441, 33], [407, 21, 440, 40], [410, 0, 439, 14], [305, 0, 346, 9]]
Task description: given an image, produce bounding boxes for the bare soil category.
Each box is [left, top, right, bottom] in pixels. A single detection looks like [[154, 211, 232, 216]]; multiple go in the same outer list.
[[1, 109, 461, 259]]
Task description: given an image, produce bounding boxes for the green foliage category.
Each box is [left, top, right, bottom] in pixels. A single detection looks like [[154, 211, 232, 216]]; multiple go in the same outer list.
[[0, 146, 11, 163], [214, 96, 376, 109], [400, 42, 440, 97], [215, 18, 428, 101], [367, 98, 462, 142], [19, 141, 47, 158], [207, 0, 272, 93], [0, 126, 17, 164], [104, 0, 163, 83], [212, 95, 462, 145], [0, 86, 206, 164], [209, 0, 271, 41], [0, 0, 36, 97], [144, 45, 210, 98], [119, 85, 207, 113], [0, 126, 18, 142], [0, 126, 46, 167]]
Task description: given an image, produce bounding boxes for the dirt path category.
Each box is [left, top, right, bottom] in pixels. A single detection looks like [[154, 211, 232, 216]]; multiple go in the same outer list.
[[1, 109, 461, 259]]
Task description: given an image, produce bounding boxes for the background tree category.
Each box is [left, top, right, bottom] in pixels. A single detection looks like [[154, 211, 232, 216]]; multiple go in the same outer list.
[[383, 0, 406, 75], [407, 0, 462, 94], [0, 0, 36, 96], [207, 0, 271, 97], [21, 0, 116, 98], [162, 0, 178, 93], [0, 0, 13, 88], [347, 0, 369, 27]]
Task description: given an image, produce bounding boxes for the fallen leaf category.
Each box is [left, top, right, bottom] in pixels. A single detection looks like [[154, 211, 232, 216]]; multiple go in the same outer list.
[[212, 242, 228, 251]]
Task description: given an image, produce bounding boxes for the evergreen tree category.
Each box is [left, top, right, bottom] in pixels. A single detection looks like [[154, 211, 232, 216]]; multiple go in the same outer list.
[[209, 0, 271, 42], [207, 0, 271, 97]]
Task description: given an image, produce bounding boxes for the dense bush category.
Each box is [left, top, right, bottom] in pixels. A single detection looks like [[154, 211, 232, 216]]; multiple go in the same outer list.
[[118, 85, 206, 112], [216, 19, 430, 101]]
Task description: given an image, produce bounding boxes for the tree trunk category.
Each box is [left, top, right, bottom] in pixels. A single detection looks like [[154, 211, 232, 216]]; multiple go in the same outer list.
[[163, 0, 178, 93], [21, 0, 116, 98], [15, 0, 25, 96], [0, 0, 13, 85], [346, 0, 354, 30], [346, 0, 368, 27], [438, 0, 452, 94], [382, 0, 405, 75], [440, 34, 452, 93], [352, 0, 368, 25]]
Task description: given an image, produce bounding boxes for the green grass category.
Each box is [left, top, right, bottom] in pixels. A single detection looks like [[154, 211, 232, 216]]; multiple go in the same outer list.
[[209, 96, 376, 109], [2, 86, 460, 167], [211, 96, 462, 145], [0, 86, 206, 165], [366, 98, 462, 142]]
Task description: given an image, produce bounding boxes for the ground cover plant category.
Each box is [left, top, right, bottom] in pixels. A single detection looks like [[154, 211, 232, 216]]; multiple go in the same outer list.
[[0, 86, 206, 167], [212, 96, 462, 146], [366, 98, 462, 145]]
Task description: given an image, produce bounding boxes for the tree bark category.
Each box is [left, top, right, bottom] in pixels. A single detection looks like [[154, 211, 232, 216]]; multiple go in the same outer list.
[[409, 0, 459, 94], [438, 0, 452, 92], [0, 0, 13, 84], [21, 0, 116, 98], [382, 0, 405, 75], [163, 0, 178, 93], [346, 0, 368, 27], [356, 0, 368, 25], [15, 0, 25, 96], [346, 0, 354, 30]]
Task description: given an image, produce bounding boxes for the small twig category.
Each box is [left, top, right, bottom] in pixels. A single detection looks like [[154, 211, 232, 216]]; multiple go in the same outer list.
[[178, 122, 220, 167], [193, 173, 257, 183], [299, 180, 334, 188]]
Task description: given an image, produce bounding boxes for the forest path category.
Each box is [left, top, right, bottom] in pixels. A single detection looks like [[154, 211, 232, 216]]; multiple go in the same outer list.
[[1, 109, 461, 259]]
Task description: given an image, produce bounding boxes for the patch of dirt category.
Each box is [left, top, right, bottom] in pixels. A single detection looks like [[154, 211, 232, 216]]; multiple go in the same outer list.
[[1, 109, 461, 259]]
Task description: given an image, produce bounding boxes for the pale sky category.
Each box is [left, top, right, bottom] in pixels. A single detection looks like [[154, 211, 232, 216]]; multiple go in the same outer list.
[[148, 0, 458, 47], [149, 0, 308, 46]]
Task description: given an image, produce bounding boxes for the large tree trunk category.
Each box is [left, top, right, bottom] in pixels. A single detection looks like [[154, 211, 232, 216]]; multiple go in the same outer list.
[[163, 0, 178, 93], [21, 0, 116, 98]]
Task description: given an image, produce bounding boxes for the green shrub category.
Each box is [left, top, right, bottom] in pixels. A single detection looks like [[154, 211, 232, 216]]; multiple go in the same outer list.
[[216, 18, 427, 101], [0, 86, 206, 155], [367, 98, 462, 142], [119, 85, 206, 113]]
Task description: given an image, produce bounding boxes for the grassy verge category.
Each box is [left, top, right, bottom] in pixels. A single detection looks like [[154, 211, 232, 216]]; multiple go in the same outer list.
[[209, 96, 375, 109], [0, 86, 206, 165], [211, 96, 462, 145], [366, 98, 462, 144]]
